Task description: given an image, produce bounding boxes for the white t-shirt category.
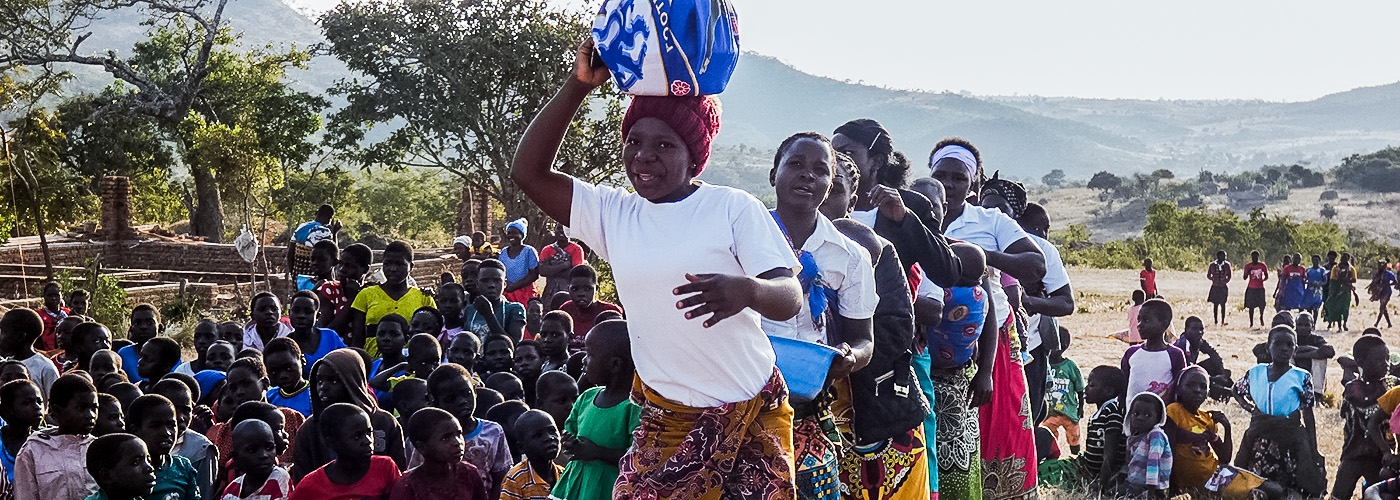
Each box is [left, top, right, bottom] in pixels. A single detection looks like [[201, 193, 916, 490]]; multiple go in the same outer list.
[[1029, 234, 1071, 293], [761, 214, 877, 344], [944, 202, 1031, 255], [15, 353, 58, 403], [569, 179, 800, 407]]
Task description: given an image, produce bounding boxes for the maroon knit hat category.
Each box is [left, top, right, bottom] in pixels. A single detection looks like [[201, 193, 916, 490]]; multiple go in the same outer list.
[[621, 95, 723, 175]]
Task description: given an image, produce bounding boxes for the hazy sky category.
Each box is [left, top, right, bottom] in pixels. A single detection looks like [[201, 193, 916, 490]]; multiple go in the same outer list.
[[289, 0, 1400, 101]]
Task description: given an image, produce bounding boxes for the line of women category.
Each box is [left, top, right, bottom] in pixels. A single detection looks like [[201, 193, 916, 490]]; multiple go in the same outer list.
[[512, 39, 1049, 500]]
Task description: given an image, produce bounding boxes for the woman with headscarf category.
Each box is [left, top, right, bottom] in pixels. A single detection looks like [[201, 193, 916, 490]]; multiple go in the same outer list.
[[511, 39, 803, 500], [498, 218, 541, 305], [831, 119, 963, 289], [930, 138, 1046, 500], [292, 348, 406, 482]]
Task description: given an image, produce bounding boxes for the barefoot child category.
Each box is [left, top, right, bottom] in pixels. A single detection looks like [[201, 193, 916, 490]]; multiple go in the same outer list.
[[1234, 326, 1327, 498], [14, 374, 100, 499], [221, 420, 291, 500], [1043, 327, 1085, 455], [1121, 299, 1186, 403], [288, 404, 401, 500], [127, 395, 199, 499], [1335, 335, 1396, 499], [427, 364, 511, 496], [551, 320, 641, 500], [85, 433, 156, 500], [390, 407, 489, 500], [501, 410, 563, 500], [1120, 392, 1172, 498]]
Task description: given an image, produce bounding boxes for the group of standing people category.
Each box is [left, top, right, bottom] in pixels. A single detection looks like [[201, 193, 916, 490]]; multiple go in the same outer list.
[[1206, 250, 1397, 331], [509, 38, 1072, 500]]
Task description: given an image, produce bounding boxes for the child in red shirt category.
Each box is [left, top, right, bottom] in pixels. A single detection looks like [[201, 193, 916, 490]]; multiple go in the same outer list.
[[288, 403, 400, 500], [1140, 258, 1158, 298]]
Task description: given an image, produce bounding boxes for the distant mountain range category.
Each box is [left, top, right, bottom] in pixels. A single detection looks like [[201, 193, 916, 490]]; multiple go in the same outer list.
[[69, 0, 1400, 183]]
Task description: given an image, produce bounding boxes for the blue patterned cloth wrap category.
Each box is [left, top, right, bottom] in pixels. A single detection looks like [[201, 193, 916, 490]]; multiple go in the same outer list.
[[591, 0, 740, 96], [928, 285, 986, 369]]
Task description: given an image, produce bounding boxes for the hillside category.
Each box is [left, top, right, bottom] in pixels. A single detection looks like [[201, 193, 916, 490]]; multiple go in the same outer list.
[[53, 0, 1400, 184]]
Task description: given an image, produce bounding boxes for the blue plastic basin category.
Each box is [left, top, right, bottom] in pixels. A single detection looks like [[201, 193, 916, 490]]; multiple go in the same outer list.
[[768, 335, 840, 402]]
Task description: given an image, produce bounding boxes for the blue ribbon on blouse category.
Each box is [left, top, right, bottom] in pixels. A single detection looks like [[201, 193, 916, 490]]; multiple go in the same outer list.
[[770, 211, 831, 328]]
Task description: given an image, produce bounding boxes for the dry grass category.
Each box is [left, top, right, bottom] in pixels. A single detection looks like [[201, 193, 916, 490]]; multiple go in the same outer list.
[[1056, 267, 1399, 499]]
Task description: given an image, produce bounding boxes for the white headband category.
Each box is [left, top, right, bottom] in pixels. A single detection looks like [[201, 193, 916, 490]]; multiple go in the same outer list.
[[930, 145, 978, 180]]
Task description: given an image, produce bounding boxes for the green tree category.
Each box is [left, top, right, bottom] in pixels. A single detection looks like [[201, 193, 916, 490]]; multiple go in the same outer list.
[[1, 0, 326, 241], [1087, 171, 1122, 195], [320, 0, 624, 246], [1041, 169, 1066, 188]]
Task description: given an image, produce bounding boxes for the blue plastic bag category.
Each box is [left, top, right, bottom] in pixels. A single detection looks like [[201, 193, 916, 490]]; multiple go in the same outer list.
[[591, 0, 740, 96]]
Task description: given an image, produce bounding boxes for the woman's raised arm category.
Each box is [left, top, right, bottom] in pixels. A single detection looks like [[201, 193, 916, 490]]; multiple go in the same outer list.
[[511, 39, 613, 226]]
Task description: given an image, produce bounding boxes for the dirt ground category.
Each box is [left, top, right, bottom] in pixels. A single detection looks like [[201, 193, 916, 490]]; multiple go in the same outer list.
[[1054, 267, 1397, 498]]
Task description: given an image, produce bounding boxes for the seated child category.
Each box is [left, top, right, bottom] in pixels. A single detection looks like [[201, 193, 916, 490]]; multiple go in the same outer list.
[[480, 336, 516, 378], [263, 338, 312, 417], [486, 372, 525, 402], [136, 337, 183, 392], [1112, 290, 1147, 344], [390, 408, 490, 500], [1080, 366, 1127, 490], [1121, 298, 1186, 403], [174, 320, 220, 376], [221, 419, 292, 500], [927, 242, 990, 369], [534, 371, 579, 434], [1334, 336, 1396, 500], [552, 320, 642, 500], [14, 373, 100, 499], [292, 350, 404, 482], [288, 404, 401, 500], [0, 379, 44, 482], [392, 378, 430, 426], [1042, 327, 1085, 455], [126, 394, 199, 499], [151, 379, 217, 500], [1120, 391, 1172, 498], [558, 265, 623, 352], [0, 309, 60, 401], [1233, 326, 1327, 498], [1173, 316, 1233, 401], [501, 410, 563, 500], [85, 433, 156, 500], [1165, 366, 1232, 492], [94, 393, 126, 436], [428, 364, 512, 496]]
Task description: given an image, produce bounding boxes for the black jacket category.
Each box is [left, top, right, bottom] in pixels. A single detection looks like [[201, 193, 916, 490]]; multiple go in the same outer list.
[[873, 189, 963, 288], [833, 219, 929, 444]]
